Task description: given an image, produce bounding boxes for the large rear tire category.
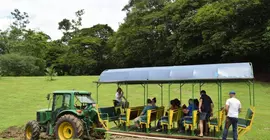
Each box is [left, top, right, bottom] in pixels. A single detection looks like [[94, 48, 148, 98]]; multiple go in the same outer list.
[[25, 120, 40, 140], [54, 114, 83, 140]]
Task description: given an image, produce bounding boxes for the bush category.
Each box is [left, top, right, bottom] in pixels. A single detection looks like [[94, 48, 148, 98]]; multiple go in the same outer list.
[[45, 65, 57, 80], [0, 54, 45, 76], [0, 67, 2, 78]]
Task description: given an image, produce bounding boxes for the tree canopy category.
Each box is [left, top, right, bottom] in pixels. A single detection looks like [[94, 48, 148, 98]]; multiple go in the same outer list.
[[1, 0, 270, 76]]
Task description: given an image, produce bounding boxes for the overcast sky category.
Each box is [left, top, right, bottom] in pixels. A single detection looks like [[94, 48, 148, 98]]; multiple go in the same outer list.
[[0, 0, 129, 39]]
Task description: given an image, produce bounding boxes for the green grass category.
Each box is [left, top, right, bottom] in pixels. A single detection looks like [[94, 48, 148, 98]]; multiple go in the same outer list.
[[0, 76, 269, 139]]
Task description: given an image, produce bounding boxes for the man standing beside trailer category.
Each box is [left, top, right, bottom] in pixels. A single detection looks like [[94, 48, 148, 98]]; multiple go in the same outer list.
[[222, 91, 242, 140], [198, 90, 214, 137]]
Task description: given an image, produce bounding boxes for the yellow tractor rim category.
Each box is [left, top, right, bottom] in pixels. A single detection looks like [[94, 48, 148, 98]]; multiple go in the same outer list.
[[25, 126, 32, 139], [58, 122, 74, 140]]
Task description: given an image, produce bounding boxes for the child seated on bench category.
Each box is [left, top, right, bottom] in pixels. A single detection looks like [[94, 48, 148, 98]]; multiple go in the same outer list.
[[178, 99, 198, 133], [134, 99, 157, 130]]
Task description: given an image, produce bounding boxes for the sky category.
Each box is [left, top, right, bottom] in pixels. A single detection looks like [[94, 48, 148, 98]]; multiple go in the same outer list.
[[0, 0, 129, 40]]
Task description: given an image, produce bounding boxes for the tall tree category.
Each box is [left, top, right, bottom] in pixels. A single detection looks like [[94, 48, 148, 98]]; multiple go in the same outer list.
[[64, 24, 114, 75], [11, 9, 30, 29], [58, 9, 85, 42]]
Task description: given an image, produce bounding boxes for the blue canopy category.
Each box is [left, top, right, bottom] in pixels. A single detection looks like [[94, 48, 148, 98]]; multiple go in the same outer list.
[[96, 63, 254, 84]]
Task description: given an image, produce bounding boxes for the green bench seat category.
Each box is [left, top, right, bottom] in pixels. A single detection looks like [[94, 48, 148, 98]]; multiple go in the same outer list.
[[119, 106, 144, 130], [98, 106, 120, 120], [98, 106, 121, 129], [184, 119, 193, 124], [237, 118, 250, 128], [237, 107, 255, 138], [209, 118, 218, 125]]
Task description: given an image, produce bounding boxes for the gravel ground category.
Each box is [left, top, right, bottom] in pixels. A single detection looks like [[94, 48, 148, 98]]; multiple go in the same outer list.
[[111, 135, 154, 140], [0, 126, 155, 140]]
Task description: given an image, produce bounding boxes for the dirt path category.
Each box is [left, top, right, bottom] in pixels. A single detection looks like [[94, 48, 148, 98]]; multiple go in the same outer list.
[[0, 126, 154, 140]]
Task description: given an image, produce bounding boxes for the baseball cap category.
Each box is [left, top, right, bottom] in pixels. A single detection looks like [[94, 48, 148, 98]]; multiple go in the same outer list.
[[229, 91, 236, 94]]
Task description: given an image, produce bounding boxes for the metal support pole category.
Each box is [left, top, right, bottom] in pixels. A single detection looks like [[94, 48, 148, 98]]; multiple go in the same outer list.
[[191, 83, 195, 136], [199, 82, 201, 92], [180, 84, 182, 103], [179, 83, 185, 104], [217, 82, 220, 117], [141, 84, 146, 105], [143, 84, 146, 105], [96, 83, 101, 104], [159, 84, 164, 106], [146, 83, 149, 101], [248, 81, 251, 106], [220, 82, 222, 108], [126, 84, 128, 100], [169, 84, 171, 105], [253, 80, 255, 106], [192, 83, 195, 99]]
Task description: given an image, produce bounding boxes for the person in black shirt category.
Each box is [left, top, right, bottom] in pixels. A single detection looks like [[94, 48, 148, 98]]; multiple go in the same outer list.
[[198, 90, 214, 137]]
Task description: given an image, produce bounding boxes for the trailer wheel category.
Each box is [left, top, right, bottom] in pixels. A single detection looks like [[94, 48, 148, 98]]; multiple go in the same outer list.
[[25, 120, 40, 140], [54, 114, 83, 140]]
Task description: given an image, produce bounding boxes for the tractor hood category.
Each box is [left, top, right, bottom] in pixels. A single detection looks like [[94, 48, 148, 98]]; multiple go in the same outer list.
[[37, 108, 52, 112]]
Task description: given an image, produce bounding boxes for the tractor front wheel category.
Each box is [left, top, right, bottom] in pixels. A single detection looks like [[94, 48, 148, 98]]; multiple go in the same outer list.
[[54, 114, 83, 140], [25, 120, 40, 140]]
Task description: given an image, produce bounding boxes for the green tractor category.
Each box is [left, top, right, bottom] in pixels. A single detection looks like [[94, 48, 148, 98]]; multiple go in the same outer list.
[[24, 90, 103, 140]]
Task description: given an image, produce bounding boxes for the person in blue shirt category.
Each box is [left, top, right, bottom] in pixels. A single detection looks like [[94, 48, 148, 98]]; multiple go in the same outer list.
[[178, 99, 198, 133], [134, 99, 156, 129]]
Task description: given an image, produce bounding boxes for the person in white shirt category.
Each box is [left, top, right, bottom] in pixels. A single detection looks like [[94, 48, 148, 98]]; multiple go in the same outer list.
[[222, 91, 241, 140], [115, 87, 126, 106]]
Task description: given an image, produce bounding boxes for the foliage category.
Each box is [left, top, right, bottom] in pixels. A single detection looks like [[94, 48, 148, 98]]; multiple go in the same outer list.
[[1, 1, 270, 76], [64, 24, 114, 75], [109, 0, 270, 73], [0, 66, 2, 78], [0, 53, 45, 76], [11, 8, 30, 29], [58, 9, 85, 42], [45, 65, 57, 81]]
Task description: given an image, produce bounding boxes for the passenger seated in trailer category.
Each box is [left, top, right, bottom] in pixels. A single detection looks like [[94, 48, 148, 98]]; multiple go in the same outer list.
[[155, 99, 179, 132], [178, 99, 198, 133], [194, 98, 199, 109], [174, 98, 181, 108], [182, 104, 188, 116], [152, 97, 158, 108], [134, 99, 157, 130], [113, 87, 127, 107]]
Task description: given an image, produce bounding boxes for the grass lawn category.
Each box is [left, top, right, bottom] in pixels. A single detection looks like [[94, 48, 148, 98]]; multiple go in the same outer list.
[[0, 76, 269, 139]]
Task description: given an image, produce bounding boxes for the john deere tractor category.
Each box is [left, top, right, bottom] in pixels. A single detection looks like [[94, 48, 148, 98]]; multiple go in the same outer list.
[[24, 90, 102, 140]]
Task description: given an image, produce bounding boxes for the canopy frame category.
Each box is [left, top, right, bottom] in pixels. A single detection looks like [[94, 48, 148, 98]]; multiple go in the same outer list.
[[94, 63, 255, 111]]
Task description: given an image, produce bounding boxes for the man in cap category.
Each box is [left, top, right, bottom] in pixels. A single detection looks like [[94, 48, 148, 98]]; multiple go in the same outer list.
[[222, 91, 242, 140]]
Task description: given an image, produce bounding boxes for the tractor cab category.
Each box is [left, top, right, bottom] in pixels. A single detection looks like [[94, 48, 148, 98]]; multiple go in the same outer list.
[[50, 91, 95, 121]]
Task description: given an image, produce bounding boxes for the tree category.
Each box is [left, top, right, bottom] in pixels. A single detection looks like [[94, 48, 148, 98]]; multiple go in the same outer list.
[[58, 9, 85, 42], [11, 9, 30, 29], [71, 9, 85, 32], [45, 65, 57, 81], [110, 0, 270, 75], [0, 54, 45, 76], [0, 66, 2, 78], [45, 40, 69, 75], [63, 24, 114, 75], [58, 19, 72, 42]]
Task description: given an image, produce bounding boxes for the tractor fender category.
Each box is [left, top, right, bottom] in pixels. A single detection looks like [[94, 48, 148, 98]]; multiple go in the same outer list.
[[56, 110, 82, 121]]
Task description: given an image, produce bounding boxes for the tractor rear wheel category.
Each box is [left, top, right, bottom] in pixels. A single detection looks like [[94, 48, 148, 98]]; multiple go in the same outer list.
[[54, 114, 83, 140], [25, 120, 40, 140]]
